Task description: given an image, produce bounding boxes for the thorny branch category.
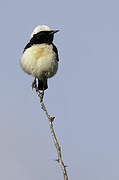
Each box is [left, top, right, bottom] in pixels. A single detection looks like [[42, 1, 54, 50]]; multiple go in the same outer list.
[[33, 81, 68, 180]]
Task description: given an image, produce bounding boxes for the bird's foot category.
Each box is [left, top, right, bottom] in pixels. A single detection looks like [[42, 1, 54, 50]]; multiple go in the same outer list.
[[32, 78, 37, 90], [40, 90, 44, 102]]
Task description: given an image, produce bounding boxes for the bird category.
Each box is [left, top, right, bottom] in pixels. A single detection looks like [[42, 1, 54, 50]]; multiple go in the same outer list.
[[20, 25, 59, 91]]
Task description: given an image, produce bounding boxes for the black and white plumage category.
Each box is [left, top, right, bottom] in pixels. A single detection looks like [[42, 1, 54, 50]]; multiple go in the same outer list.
[[20, 25, 59, 90]]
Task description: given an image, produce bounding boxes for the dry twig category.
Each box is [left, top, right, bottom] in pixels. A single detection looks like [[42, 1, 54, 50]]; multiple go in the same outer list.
[[33, 83, 68, 180]]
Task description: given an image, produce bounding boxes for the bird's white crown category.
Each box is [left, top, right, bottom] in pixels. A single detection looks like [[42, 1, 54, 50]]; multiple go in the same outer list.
[[30, 25, 52, 39]]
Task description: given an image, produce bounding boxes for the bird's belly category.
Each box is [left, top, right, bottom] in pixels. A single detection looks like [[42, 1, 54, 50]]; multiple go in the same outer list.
[[20, 45, 58, 79]]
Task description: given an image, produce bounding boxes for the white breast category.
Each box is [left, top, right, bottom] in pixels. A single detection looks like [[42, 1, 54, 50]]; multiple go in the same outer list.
[[20, 44, 58, 79]]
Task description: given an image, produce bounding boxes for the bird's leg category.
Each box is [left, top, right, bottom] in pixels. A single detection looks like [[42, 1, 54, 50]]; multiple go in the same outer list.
[[40, 89, 44, 102], [32, 78, 37, 90]]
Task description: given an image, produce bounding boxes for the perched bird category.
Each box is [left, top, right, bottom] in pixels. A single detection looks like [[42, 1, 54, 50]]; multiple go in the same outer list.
[[20, 25, 59, 91]]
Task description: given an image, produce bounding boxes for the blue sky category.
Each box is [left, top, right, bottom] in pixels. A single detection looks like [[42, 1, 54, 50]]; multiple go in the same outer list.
[[0, 0, 119, 179]]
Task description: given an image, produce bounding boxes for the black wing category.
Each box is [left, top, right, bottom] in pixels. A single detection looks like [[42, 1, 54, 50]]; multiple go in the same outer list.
[[52, 44, 59, 62], [23, 35, 37, 52], [23, 42, 32, 52]]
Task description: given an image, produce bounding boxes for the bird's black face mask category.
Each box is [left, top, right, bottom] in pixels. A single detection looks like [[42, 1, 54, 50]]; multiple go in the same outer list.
[[31, 31, 54, 44], [24, 30, 59, 52]]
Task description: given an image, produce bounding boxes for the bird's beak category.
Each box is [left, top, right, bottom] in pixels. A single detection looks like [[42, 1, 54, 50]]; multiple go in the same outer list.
[[53, 30, 59, 33], [50, 30, 59, 34]]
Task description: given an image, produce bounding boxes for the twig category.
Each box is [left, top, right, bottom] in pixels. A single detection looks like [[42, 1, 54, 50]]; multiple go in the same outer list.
[[34, 86, 68, 180]]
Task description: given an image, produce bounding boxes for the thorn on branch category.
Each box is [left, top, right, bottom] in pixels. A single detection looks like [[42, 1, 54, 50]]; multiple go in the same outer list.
[[55, 159, 59, 163], [50, 116, 55, 122], [64, 165, 68, 168]]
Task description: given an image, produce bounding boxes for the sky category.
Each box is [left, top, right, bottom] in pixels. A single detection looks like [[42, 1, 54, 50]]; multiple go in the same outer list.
[[0, 0, 119, 179]]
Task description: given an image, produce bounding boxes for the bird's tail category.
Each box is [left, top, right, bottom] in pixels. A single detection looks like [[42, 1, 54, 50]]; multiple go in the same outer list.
[[38, 79, 48, 90]]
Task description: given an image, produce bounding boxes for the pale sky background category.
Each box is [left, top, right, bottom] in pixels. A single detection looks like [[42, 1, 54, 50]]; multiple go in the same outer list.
[[0, 0, 119, 179]]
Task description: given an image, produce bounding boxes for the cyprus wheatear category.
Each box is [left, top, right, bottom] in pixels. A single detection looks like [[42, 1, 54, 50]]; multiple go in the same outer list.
[[20, 25, 59, 90]]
